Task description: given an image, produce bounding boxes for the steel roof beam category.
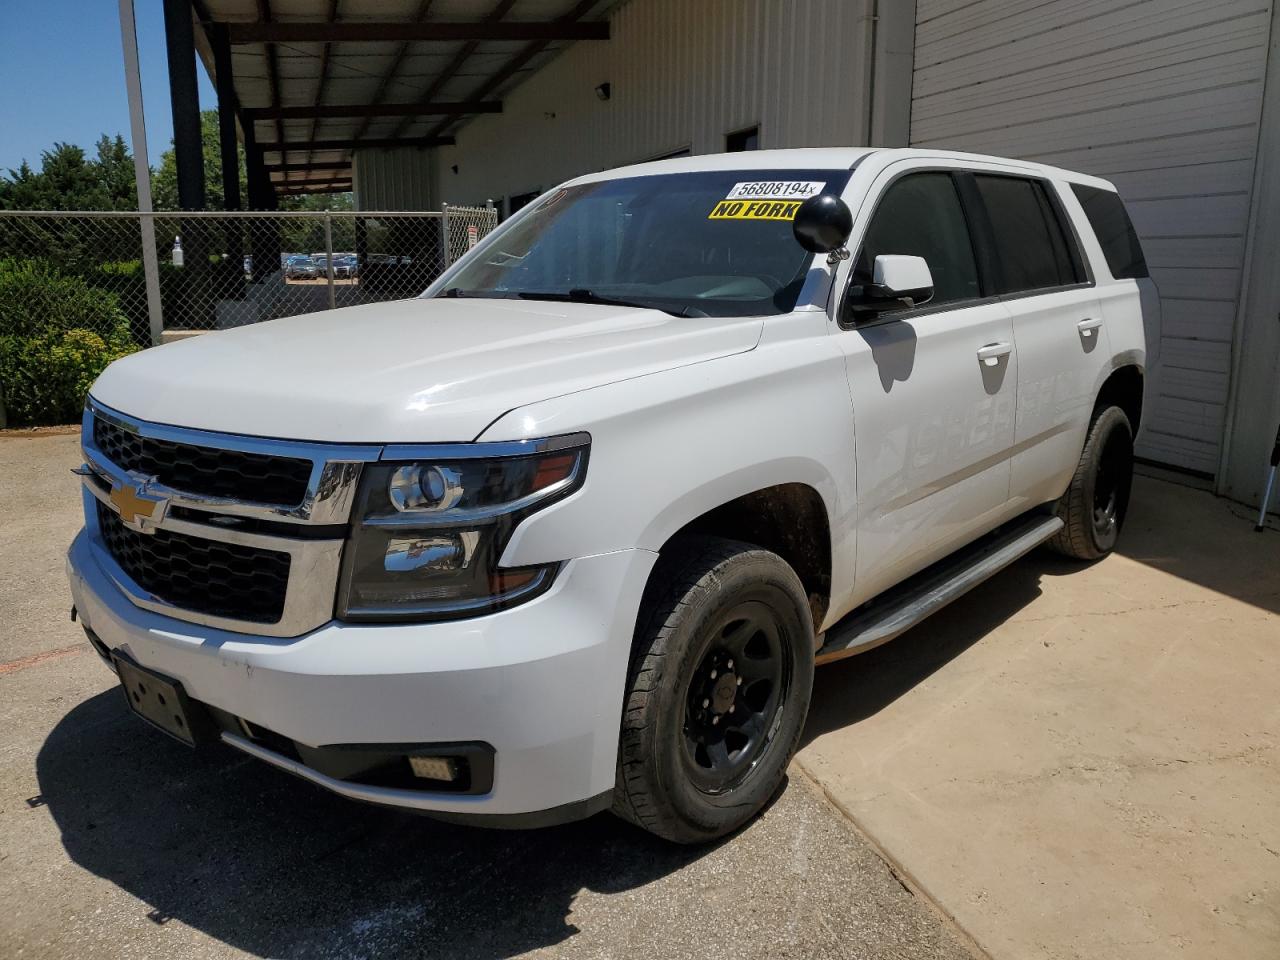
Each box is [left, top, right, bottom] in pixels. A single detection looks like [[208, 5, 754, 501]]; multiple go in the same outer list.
[[225, 21, 608, 43], [350, 0, 435, 143], [305, 0, 341, 168], [264, 161, 353, 172], [387, 0, 517, 140], [420, 0, 602, 143], [257, 136, 456, 151], [255, 0, 288, 185], [276, 183, 353, 195], [246, 101, 501, 120]]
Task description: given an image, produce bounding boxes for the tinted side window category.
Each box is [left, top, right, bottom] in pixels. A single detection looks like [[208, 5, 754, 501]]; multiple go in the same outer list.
[[853, 172, 980, 308], [974, 175, 1078, 293], [1071, 184, 1149, 279]]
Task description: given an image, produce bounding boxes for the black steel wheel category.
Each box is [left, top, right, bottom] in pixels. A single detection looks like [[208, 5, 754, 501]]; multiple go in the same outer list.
[[613, 536, 815, 844], [680, 600, 792, 796], [1048, 405, 1134, 560]]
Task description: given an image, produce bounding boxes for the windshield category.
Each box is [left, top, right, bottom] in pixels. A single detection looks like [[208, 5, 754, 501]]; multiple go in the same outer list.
[[437, 168, 851, 317]]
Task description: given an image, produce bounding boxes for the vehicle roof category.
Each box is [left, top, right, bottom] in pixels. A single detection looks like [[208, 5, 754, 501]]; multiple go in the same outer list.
[[566, 147, 1115, 192]]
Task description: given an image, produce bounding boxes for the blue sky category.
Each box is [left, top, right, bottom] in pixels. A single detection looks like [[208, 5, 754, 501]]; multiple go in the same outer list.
[[0, 0, 217, 173]]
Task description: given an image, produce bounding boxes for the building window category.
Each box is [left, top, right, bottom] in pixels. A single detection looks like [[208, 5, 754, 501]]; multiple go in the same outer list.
[[509, 190, 540, 216], [726, 126, 760, 152]]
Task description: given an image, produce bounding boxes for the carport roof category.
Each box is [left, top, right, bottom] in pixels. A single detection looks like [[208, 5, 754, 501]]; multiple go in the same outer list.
[[191, 0, 619, 194]]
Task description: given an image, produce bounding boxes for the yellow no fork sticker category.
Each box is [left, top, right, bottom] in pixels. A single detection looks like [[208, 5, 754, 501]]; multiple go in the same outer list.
[[708, 199, 803, 221]]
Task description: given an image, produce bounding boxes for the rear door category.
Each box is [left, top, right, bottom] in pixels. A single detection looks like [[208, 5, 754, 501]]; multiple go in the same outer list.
[[831, 166, 1019, 605], [964, 173, 1107, 508]]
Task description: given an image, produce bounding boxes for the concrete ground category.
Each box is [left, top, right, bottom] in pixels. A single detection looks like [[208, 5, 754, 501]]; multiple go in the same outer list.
[[0, 432, 972, 960], [2, 431, 1276, 960], [799, 474, 1280, 959]]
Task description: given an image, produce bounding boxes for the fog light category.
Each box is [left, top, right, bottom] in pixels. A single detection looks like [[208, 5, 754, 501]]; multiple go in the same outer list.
[[408, 755, 460, 782]]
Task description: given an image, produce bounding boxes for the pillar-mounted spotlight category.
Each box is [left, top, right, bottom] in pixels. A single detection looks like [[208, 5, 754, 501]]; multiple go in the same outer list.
[[594, 82, 612, 102]]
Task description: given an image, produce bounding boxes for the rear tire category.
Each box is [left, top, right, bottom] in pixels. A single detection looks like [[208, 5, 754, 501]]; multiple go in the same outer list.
[[1048, 405, 1134, 560], [612, 536, 815, 844]]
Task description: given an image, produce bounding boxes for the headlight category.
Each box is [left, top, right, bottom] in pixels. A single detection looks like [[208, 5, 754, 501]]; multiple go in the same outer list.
[[337, 433, 589, 622]]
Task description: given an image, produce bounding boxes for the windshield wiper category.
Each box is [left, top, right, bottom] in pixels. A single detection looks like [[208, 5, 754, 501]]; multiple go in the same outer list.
[[439, 287, 517, 300], [513, 289, 695, 317]]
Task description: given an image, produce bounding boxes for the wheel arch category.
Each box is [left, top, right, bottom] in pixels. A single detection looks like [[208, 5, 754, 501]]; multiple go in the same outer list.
[[655, 482, 833, 631], [1095, 363, 1144, 433]]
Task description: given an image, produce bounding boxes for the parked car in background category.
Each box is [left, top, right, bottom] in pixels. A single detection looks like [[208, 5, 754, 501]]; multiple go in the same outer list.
[[284, 255, 318, 280], [68, 147, 1155, 844], [311, 254, 356, 280]]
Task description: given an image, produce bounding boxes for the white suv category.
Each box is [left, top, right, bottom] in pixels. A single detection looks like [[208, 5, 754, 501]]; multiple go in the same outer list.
[[67, 148, 1156, 843]]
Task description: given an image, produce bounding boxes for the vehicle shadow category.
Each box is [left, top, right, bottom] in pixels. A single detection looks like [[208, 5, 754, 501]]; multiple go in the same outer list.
[[801, 552, 1053, 745], [1107, 474, 1280, 616], [35, 691, 715, 959]]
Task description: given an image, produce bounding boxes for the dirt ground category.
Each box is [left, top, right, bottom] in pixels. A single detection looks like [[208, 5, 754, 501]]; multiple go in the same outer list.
[[799, 475, 1279, 959], [0, 432, 971, 960], [2, 430, 1276, 959]]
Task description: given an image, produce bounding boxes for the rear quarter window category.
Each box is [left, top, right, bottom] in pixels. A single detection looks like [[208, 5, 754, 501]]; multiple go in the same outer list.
[[973, 174, 1083, 293], [1070, 184, 1149, 280]]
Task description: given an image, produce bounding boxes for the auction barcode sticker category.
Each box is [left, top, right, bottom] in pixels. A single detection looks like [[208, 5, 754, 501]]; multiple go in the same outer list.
[[724, 181, 825, 200]]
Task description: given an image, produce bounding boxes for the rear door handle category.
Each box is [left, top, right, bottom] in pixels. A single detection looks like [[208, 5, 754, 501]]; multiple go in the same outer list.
[[1077, 318, 1103, 339], [977, 341, 1013, 366]]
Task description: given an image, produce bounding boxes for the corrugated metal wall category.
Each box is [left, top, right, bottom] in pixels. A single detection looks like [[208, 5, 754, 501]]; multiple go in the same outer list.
[[427, 0, 877, 209], [353, 147, 437, 211], [909, 0, 1274, 476]]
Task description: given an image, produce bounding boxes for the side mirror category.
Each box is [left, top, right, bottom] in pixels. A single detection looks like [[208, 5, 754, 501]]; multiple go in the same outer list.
[[873, 255, 933, 302], [793, 194, 853, 259], [847, 254, 935, 316]]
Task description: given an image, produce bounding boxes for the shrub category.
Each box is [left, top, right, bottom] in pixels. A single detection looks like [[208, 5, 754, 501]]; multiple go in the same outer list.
[[0, 259, 137, 425], [90, 256, 246, 335], [0, 329, 137, 426], [0, 257, 132, 340]]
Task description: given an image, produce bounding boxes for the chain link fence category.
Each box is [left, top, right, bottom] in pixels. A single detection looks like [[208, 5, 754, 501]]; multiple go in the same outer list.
[[0, 205, 498, 343], [0, 205, 496, 426]]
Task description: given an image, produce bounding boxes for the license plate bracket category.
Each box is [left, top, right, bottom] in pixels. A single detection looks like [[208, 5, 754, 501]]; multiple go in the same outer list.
[[112, 652, 212, 748]]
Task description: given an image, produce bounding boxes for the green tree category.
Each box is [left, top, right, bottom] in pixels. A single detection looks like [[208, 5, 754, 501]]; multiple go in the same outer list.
[[93, 134, 138, 208], [277, 190, 355, 252], [152, 110, 249, 211], [0, 136, 137, 211], [1, 115, 354, 214]]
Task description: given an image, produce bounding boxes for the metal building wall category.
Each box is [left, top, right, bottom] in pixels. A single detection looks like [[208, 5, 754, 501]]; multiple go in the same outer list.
[[909, 0, 1274, 477], [353, 147, 436, 211], [428, 0, 881, 209]]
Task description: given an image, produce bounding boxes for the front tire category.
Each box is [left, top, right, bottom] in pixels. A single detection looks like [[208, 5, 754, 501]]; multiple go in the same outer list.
[[612, 536, 815, 844], [1048, 405, 1134, 560]]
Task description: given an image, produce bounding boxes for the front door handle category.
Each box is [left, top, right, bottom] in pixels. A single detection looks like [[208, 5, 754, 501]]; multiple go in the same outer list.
[[977, 341, 1013, 367], [1077, 318, 1103, 339]]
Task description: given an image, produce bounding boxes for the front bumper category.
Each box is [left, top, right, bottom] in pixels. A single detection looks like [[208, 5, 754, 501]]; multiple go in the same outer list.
[[67, 530, 656, 820]]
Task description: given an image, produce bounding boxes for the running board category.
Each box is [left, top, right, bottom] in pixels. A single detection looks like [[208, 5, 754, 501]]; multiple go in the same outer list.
[[815, 513, 1064, 665]]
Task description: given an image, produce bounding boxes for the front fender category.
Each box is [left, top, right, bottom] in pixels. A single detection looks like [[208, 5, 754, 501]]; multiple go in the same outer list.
[[479, 312, 859, 614]]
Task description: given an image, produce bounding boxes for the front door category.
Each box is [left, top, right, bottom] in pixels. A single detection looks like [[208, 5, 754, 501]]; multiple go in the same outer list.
[[832, 168, 1019, 606]]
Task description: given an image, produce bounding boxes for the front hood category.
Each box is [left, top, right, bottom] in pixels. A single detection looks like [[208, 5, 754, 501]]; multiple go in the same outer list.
[[90, 298, 763, 442]]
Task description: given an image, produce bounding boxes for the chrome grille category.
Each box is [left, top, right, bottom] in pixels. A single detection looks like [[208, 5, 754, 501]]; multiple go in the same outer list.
[[93, 414, 313, 507], [80, 399, 381, 637], [97, 503, 291, 624]]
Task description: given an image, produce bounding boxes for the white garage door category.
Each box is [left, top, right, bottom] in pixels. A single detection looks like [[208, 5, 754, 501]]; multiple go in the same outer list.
[[910, 0, 1272, 475]]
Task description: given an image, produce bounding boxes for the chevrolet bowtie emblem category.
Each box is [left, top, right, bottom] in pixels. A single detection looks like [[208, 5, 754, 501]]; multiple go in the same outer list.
[[109, 481, 168, 533]]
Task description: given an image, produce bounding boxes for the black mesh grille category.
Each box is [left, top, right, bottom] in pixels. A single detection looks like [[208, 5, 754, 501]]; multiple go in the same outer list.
[[93, 415, 313, 507], [96, 503, 291, 624]]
